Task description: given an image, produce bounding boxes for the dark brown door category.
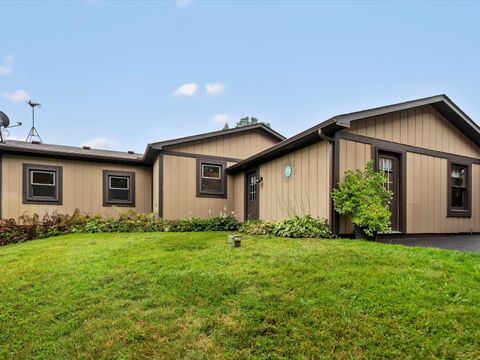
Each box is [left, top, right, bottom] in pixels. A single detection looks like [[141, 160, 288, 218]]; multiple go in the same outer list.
[[245, 170, 259, 220], [378, 152, 401, 231]]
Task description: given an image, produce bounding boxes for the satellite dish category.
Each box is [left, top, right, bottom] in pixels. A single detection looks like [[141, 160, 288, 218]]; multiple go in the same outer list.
[[0, 111, 10, 128]]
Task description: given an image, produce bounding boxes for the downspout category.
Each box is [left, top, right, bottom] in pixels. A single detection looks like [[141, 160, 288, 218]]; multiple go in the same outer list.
[[318, 128, 337, 235]]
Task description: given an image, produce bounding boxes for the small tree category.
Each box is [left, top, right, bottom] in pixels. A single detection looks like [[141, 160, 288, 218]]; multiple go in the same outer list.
[[332, 161, 392, 238], [234, 116, 271, 128]]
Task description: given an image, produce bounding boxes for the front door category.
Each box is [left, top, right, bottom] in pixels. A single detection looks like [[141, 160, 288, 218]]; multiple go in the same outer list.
[[246, 170, 259, 220], [378, 152, 401, 231]]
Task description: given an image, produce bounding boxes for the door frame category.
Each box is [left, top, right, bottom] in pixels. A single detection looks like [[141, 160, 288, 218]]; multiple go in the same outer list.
[[372, 147, 406, 234], [244, 168, 260, 220]]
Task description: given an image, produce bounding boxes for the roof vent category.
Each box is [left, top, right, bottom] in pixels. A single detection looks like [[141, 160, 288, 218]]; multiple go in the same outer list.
[[31, 140, 41, 145], [83, 146, 91, 150], [127, 150, 135, 154]]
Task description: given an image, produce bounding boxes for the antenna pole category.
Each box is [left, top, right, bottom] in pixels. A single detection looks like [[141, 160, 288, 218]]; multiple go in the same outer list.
[[26, 100, 43, 143]]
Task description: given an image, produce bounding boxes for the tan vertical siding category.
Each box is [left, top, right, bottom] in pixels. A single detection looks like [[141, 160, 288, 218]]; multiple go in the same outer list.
[[152, 156, 159, 213], [164, 131, 279, 159], [406, 153, 480, 233], [338, 139, 372, 234], [232, 173, 245, 221], [347, 105, 480, 158], [2, 155, 152, 219], [257, 141, 331, 221], [162, 155, 236, 219]]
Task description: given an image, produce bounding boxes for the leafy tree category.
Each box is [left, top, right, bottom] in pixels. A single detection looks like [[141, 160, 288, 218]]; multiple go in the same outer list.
[[332, 161, 392, 238], [236, 116, 270, 128], [222, 123, 230, 130]]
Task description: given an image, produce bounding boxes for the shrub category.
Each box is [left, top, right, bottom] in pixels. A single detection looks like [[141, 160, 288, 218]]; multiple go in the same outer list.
[[239, 215, 332, 239], [0, 210, 240, 247], [239, 220, 275, 235], [332, 161, 392, 238], [272, 215, 332, 238]]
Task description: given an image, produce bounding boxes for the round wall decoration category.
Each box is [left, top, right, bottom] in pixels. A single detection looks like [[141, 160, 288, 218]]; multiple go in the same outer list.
[[283, 162, 293, 179]]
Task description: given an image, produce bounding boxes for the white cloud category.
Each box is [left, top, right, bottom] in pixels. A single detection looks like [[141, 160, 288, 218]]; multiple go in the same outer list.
[[2, 89, 29, 103], [176, 0, 192, 8], [82, 137, 119, 150], [205, 83, 225, 95], [0, 55, 14, 76], [173, 82, 199, 97], [211, 114, 231, 124]]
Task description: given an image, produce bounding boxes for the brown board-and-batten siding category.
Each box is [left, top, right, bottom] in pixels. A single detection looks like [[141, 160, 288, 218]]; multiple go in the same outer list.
[[406, 153, 480, 233], [1, 154, 152, 219], [162, 154, 237, 219], [337, 138, 372, 234], [163, 131, 279, 160], [346, 104, 480, 158], [258, 141, 331, 221]]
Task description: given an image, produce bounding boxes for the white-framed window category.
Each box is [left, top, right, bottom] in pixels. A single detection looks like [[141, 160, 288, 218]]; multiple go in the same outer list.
[[197, 159, 226, 198], [23, 164, 62, 204], [103, 171, 135, 206]]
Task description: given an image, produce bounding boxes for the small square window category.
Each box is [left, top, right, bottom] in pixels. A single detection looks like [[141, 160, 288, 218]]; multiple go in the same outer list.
[[197, 159, 226, 198], [103, 171, 135, 206], [23, 164, 62, 204]]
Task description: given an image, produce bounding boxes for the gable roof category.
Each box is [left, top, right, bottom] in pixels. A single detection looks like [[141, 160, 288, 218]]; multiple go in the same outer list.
[[143, 123, 286, 163], [0, 140, 145, 165], [227, 94, 480, 174]]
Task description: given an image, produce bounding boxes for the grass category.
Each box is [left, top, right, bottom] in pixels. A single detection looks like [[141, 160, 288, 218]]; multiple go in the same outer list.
[[0, 233, 479, 359]]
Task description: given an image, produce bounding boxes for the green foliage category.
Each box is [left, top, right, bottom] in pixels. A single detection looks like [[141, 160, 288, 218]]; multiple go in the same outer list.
[[332, 161, 392, 237], [240, 215, 332, 239], [239, 220, 275, 235], [234, 116, 271, 128], [271, 215, 332, 238], [0, 210, 239, 246], [222, 123, 230, 130]]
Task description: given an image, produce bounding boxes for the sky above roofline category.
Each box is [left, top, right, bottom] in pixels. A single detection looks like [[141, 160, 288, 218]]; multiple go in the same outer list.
[[1, 1, 479, 152]]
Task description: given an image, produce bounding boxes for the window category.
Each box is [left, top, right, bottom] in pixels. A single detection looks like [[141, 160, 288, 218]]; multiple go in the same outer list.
[[249, 174, 257, 201], [197, 159, 226, 198], [448, 162, 471, 217], [23, 164, 62, 204], [103, 170, 135, 206]]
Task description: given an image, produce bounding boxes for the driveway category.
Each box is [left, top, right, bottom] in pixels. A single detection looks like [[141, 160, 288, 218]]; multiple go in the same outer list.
[[379, 235, 480, 252]]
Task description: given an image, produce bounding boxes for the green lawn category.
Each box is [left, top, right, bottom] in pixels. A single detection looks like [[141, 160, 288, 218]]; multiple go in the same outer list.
[[0, 233, 479, 359]]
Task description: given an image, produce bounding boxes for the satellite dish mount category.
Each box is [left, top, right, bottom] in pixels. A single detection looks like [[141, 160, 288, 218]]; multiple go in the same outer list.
[[26, 100, 43, 143], [0, 111, 22, 143]]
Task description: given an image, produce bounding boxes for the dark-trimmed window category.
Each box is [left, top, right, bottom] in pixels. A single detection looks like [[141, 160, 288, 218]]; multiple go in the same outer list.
[[448, 162, 471, 217], [197, 159, 226, 198], [103, 170, 135, 207], [23, 164, 63, 204]]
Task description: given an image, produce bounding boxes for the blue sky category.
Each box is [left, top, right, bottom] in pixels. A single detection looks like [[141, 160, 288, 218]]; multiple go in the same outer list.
[[1, 0, 479, 153]]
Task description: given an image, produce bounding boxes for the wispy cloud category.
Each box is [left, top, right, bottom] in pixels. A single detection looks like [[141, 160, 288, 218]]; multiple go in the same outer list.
[[2, 89, 29, 103], [82, 137, 119, 150], [205, 83, 225, 95], [173, 83, 199, 97], [176, 0, 192, 8], [0, 55, 14, 76], [211, 113, 231, 124]]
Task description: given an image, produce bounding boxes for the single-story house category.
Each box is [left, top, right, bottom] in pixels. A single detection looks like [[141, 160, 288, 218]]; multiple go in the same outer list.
[[1, 94, 479, 236]]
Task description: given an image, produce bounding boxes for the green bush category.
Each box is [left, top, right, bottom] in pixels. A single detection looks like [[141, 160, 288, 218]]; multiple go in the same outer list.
[[332, 161, 392, 237], [0, 210, 239, 247], [272, 215, 332, 238], [240, 215, 332, 239], [239, 220, 275, 235]]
